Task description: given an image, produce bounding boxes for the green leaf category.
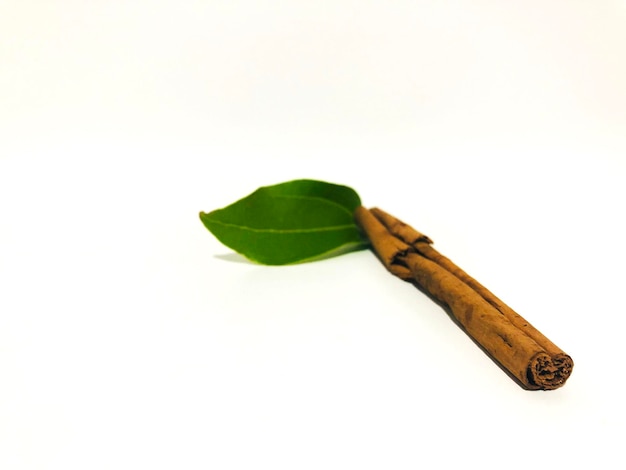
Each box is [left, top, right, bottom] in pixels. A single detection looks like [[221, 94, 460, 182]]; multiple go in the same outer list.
[[199, 179, 367, 265]]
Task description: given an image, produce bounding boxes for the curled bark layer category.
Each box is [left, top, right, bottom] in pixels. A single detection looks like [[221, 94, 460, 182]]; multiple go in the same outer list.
[[354, 206, 573, 390]]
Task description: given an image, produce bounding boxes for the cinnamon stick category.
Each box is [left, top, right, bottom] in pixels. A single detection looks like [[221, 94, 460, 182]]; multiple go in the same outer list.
[[354, 206, 573, 390]]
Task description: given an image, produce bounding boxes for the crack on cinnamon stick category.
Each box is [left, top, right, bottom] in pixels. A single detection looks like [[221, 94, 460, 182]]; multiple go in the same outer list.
[[497, 333, 513, 348]]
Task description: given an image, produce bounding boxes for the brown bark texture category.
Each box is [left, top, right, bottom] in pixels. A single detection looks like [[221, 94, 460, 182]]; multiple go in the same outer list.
[[354, 206, 573, 390]]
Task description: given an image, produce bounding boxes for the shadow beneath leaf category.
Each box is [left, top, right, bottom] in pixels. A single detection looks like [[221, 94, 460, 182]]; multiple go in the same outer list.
[[214, 253, 256, 264]]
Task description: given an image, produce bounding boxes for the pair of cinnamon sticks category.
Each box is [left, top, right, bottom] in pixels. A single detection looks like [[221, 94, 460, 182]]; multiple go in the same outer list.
[[354, 207, 573, 390]]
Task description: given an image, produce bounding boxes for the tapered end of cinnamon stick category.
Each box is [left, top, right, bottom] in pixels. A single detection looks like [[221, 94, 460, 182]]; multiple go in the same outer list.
[[370, 207, 433, 245], [354, 206, 413, 278]]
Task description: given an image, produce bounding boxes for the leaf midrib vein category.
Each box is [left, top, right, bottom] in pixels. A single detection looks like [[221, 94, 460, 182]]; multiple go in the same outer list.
[[206, 218, 357, 234]]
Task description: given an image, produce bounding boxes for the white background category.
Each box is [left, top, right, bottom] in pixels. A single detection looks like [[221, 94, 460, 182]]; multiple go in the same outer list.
[[1, 1, 625, 469]]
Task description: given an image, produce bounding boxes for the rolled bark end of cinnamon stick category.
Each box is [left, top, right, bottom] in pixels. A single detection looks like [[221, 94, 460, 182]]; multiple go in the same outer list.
[[528, 352, 574, 391]]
